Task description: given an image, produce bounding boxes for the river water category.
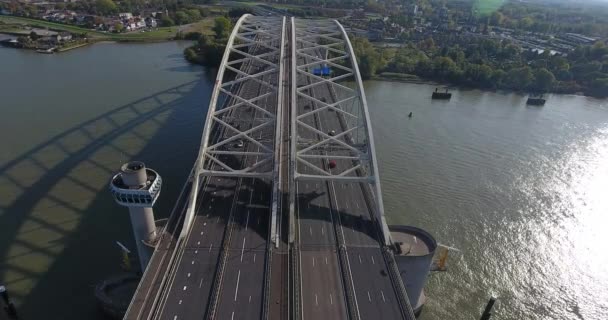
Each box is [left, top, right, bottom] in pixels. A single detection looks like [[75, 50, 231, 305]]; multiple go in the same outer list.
[[1, 42, 607, 320]]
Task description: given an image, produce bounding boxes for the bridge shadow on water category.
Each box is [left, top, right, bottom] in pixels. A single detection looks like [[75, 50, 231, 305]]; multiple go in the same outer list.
[[0, 75, 213, 319]]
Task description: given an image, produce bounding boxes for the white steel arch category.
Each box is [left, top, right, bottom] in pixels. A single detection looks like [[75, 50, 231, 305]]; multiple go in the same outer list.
[[182, 14, 286, 238], [290, 18, 392, 245]]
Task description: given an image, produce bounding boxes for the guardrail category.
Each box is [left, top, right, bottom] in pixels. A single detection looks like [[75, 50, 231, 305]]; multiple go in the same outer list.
[[382, 248, 417, 320], [291, 246, 301, 320]]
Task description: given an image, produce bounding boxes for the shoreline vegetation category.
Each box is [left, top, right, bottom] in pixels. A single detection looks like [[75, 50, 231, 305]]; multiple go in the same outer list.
[[0, 14, 217, 50], [352, 36, 608, 99]]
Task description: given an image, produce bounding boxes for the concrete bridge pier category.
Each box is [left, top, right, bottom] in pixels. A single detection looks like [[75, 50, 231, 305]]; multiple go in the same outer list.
[[389, 225, 437, 317], [110, 161, 162, 272]]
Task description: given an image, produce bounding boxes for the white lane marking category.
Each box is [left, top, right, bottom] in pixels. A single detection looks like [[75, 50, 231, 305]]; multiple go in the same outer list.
[[187, 273, 191, 278], [191, 261, 194, 265], [179, 300, 182, 305], [183, 286, 187, 291], [321, 227, 324, 235], [209, 244, 213, 252], [195, 250, 198, 254], [173, 316, 178, 320], [312, 257, 315, 267], [199, 278, 204, 288], [381, 290, 386, 303], [241, 238, 246, 262], [234, 270, 241, 301], [197, 241, 200, 245], [200, 231, 204, 235], [253, 253, 256, 263], [330, 293, 333, 304], [367, 291, 371, 302], [203, 222, 207, 226], [231, 311, 234, 320], [371, 256, 375, 264], [325, 257, 328, 264], [211, 198, 215, 202], [249, 295, 252, 303], [358, 255, 362, 264], [315, 294, 318, 306], [245, 210, 250, 231]]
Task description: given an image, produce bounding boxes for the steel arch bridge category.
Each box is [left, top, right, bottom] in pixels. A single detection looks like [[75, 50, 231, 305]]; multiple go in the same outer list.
[[184, 14, 392, 247], [124, 15, 416, 320]]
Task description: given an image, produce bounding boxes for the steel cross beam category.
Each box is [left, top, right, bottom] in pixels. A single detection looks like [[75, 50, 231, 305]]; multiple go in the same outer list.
[[181, 14, 286, 238], [290, 18, 392, 246]]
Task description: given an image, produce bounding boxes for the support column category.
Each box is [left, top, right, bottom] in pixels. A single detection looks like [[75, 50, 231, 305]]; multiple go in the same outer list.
[[110, 161, 162, 272]]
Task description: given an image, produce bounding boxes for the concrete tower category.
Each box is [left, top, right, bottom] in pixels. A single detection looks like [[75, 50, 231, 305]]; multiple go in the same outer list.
[[390, 225, 437, 316], [110, 161, 162, 272]]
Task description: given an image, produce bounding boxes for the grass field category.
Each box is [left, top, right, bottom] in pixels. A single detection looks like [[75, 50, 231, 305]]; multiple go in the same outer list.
[[0, 15, 213, 41]]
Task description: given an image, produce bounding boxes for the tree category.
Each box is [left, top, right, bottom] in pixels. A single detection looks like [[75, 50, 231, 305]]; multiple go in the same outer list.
[[432, 56, 459, 81], [187, 9, 202, 22], [113, 22, 124, 33], [532, 68, 555, 92], [161, 16, 175, 27], [213, 16, 232, 40], [95, 0, 117, 15], [490, 12, 504, 26], [351, 37, 385, 79], [174, 11, 190, 25], [503, 66, 533, 90]]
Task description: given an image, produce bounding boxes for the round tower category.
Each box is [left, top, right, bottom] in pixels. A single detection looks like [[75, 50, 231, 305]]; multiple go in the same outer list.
[[110, 161, 162, 272], [389, 225, 437, 316]]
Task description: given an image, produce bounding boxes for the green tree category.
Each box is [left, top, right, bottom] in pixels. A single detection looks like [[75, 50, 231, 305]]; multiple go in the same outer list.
[[503, 66, 533, 90], [113, 22, 124, 33], [532, 68, 556, 92], [490, 11, 504, 26], [213, 16, 232, 40], [187, 9, 202, 22], [351, 37, 384, 79], [174, 11, 190, 25], [161, 16, 175, 27], [432, 56, 459, 81], [95, 0, 118, 15]]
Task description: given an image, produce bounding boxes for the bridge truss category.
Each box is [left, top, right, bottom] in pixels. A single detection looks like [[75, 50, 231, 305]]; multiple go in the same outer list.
[[290, 18, 392, 245], [182, 14, 286, 238]]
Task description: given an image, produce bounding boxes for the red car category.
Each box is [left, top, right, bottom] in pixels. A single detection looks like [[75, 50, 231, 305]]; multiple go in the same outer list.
[[328, 160, 337, 169]]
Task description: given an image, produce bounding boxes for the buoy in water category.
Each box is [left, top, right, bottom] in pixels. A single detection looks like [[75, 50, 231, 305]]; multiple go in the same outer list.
[[408, 112, 413, 118]]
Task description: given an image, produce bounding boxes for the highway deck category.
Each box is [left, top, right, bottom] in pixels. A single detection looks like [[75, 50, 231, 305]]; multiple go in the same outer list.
[[124, 15, 416, 320]]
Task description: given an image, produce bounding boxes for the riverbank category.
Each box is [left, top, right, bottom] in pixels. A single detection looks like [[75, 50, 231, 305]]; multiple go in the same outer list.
[[0, 15, 215, 45], [373, 71, 594, 99]]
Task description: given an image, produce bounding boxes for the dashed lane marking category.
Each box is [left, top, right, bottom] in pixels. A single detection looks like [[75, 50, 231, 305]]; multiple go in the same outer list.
[[234, 270, 241, 301]]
